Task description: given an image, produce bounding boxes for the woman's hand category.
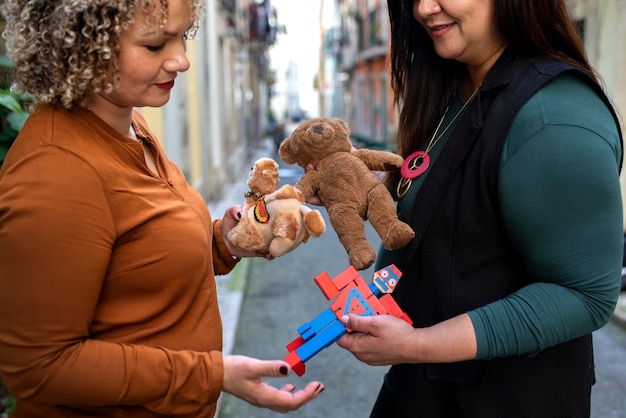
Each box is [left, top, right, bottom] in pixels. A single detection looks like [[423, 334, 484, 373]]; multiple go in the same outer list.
[[222, 355, 325, 413], [336, 314, 418, 366], [336, 313, 478, 365], [220, 206, 274, 260]]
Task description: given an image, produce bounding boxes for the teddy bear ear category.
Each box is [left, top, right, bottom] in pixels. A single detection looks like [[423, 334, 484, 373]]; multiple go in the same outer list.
[[278, 138, 297, 164], [335, 118, 350, 133]]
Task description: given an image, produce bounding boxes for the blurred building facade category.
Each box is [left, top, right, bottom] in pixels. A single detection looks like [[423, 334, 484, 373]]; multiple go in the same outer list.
[[321, 0, 393, 148]]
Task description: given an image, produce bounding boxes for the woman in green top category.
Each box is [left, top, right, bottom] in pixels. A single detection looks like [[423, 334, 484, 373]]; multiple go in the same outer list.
[[337, 0, 623, 416]]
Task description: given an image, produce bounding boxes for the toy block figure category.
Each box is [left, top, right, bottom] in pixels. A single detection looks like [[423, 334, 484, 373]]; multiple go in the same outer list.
[[284, 264, 412, 376]]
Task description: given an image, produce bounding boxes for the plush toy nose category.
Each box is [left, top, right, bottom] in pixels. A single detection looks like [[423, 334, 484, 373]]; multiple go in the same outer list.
[[314, 125, 323, 134]]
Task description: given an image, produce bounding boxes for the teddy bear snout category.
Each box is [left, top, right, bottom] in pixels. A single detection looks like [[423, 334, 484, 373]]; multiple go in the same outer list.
[[313, 123, 335, 140]]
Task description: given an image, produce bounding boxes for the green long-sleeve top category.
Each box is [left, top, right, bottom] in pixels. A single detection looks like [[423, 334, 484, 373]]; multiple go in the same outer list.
[[379, 73, 623, 360]]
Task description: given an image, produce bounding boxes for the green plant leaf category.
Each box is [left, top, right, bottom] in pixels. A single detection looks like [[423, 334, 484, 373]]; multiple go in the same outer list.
[[0, 93, 22, 114], [7, 111, 28, 131]]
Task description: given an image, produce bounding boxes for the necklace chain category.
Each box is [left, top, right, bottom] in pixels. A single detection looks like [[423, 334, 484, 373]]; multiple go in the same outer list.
[[424, 84, 480, 155], [397, 84, 481, 198]]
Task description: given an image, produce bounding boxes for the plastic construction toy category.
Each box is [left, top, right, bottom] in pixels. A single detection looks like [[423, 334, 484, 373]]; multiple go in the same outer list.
[[284, 264, 412, 376]]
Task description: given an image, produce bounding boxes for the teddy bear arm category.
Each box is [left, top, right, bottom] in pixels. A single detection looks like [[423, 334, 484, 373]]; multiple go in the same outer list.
[[265, 184, 304, 204], [353, 148, 404, 172], [294, 173, 320, 201]]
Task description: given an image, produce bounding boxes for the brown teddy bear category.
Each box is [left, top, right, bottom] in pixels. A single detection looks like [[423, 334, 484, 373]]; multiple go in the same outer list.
[[278, 117, 415, 270], [227, 157, 326, 257]]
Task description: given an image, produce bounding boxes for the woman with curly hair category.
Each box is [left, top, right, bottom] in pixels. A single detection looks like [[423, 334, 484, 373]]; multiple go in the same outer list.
[[336, 0, 623, 417], [0, 0, 324, 417]]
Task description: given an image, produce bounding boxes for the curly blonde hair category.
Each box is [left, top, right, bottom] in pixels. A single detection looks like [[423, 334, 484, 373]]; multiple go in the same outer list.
[[0, 0, 204, 108]]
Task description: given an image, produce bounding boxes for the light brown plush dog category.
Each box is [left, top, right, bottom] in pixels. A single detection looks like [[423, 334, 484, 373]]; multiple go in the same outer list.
[[227, 157, 326, 257], [279, 118, 414, 270]]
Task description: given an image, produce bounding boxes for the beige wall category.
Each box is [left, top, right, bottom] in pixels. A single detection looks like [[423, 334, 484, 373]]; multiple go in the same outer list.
[[592, 0, 626, 230], [570, 0, 626, 229]]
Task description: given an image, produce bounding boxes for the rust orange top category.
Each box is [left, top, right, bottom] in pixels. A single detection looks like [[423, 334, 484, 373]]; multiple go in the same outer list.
[[0, 105, 239, 417]]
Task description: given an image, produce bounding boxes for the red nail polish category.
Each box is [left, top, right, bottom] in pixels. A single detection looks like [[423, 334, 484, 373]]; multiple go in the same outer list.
[[279, 366, 288, 375]]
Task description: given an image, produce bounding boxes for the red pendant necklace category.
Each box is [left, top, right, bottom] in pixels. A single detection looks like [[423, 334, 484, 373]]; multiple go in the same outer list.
[[397, 85, 481, 198]]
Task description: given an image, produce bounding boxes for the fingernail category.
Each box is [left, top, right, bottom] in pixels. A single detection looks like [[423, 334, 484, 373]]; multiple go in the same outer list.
[[317, 384, 325, 393], [279, 366, 288, 375], [237, 212, 242, 218]]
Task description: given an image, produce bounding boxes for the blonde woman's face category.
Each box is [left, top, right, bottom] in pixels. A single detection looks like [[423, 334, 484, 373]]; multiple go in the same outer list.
[[106, 0, 193, 108], [413, 0, 505, 67]]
